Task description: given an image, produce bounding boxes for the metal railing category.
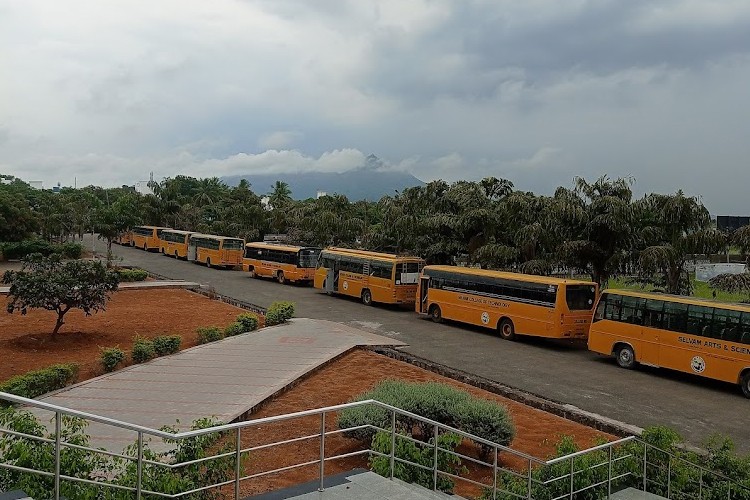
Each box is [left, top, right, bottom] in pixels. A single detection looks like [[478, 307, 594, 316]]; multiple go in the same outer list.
[[1, 391, 748, 499]]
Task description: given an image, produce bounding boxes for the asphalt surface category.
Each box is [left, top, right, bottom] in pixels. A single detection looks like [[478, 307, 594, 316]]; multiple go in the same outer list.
[[100, 240, 749, 452]]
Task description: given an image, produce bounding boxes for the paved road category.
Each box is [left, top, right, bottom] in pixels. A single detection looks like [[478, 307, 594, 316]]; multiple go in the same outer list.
[[103, 241, 750, 452]]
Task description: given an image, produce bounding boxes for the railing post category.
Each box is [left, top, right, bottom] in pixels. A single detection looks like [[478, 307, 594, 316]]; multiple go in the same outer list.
[[667, 456, 672, 499], [699, 469, 703, 500], [432, 424, 439, 491], [390, 409, 396, 480], [234, 428, 242, 499], [608, 444, 613, 498], [569, 456, 574, 499], [54, 412, 61, 500], [136, 431, 143, 500], [492, 445, 498, 500], [728, 482, 731, 499], [319, 411, 326, 492], [527, 458, 533, 500], [643, 443, 648, 492]]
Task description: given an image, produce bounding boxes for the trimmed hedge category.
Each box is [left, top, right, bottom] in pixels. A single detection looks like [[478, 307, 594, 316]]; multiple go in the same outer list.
[[265, 301, 295, 326], [131, 336, 156, 363], [197, 326, 224, 344], [338, 380, 515, 447], [117, 268, 148, 282], [236, 313, 260, 332], [100, 346, 125, 372], [152, 335, 181, 356], [0, 364, 79, 402], [224, 322, 245, 337], [0, 240, 83, 260]]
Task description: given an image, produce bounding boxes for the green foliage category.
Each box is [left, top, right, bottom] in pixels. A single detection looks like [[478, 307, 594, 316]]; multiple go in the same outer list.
[[337, 380, 515, 447], [369, 431, 464, 493], [265, 301, 295, 326], [0, 364, 78, 403], [3, 254, 120, 335], [116, 268, 149, 282], [100, 346, 126, 372], [152, 335, 182, 356], [0, 240, 83, 260], [0, 408, 244, 499], [131, 336, 156, 364], [236, 312, 260, 332], [196, 326, 224, 344], [223, 321, 246, 337]]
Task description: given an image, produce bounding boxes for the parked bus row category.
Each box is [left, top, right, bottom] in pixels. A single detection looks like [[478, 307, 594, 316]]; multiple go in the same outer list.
[[115, 226, 750, 398]]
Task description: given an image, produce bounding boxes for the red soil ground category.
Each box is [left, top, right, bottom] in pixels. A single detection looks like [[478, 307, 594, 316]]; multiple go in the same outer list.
[[0, 289, 248, 382]]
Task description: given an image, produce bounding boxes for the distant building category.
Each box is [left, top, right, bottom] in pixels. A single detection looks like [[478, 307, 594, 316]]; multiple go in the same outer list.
[[28, 181, 44, 190], [717, 215, 750, 232], [316, 190, 327, 199], [134, 181, 154, 196]]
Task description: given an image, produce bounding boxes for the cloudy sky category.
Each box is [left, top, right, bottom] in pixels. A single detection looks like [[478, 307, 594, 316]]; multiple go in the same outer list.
[[1, 0, 750, 212]]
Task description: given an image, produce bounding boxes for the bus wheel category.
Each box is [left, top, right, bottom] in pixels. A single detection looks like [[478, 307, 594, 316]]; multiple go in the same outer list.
[[143, 243, 149, 251], [615, 344, 636, 369], [206, 258, 212, 268], [174, 250, 178, 258], [429, 305, 443, 323], [277, 271, 286, 285], [741, 371, 750, 398], [499, 319, 516, 340], [362, 289, 373, 306]]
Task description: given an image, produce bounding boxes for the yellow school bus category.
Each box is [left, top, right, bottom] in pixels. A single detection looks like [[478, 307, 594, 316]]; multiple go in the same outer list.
[[589, 289, 750, 397], [187, 233, 244, 268], [243, 242, 321, 284], [131, 226, 171, 251], [160, 229, 193, 259], [314, 248, 425, 306], [114, 231, 133, 246], [416, 266, 599, 340]]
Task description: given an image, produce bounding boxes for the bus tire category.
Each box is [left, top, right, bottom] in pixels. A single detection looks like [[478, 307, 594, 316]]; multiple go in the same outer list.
[[429, 305, 443, 323], [615, 344, 636, 369], [499, 319, 516, 340], [174, 250, 178, 258], [247, 267, 255, 278], [277, 271, 286, 285], [741, 371, 750, 399], [206, 258, 212, 268], [362, 289, 373, 306], [143, 243, 149, 251]]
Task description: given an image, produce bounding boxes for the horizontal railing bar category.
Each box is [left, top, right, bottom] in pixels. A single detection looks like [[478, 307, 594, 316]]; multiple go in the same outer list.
[[243, 431, 320, 453], [545, 437, 636, 465], [322, 449, 371, 461], [56, 474, 145, 495], [171, 477, 236, 498], [58, 440, 140, 463], [439, 446, 494, 469], [239, 458, 322, 481], [0, 463, 55, 478], [0, 428, 55, 444], [438, 469, 492, 491], [393, 456, 434, 473]]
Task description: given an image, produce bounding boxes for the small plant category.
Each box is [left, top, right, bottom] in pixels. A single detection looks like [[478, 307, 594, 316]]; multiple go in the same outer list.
[[152, 335, 182, 356], [0, 364, 78, 403], [265, 301, 295, 326], [100, 346, 126, 372], [224, 322, 246, 337], [236, 312, 260, 332], [457, 397, 516, 458], [197, 326, 224, 344], [116, 268, 149, 282], [131, 336, 156, 364]]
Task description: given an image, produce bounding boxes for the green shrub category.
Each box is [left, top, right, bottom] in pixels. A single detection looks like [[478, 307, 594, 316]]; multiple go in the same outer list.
[[100, 346, 126, 372], [0, 240, 83, 260], [338, 380, 514, 448], [152, 335, 182, 356], [370, 431, 464, 493], [131, 336, 156, 363], [0, 364, 78, 402], [117, 268, 148, 282], [224, 322, 246, 337], [197, 326, 224, 344], [236, 312, 260, 332], [265, 301, 295, 326], [58, 242, 83, 259]]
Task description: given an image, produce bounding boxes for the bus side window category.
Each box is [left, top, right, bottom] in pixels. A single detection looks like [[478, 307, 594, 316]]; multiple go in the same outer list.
[[620, 296, 644, 325], [741, 312, 750, 345], [604, 295, 622, 321], [643, 299, 664, 329], [593, 294, 607, 321]]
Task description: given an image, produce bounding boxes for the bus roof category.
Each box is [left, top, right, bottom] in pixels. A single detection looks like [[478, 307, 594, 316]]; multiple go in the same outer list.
[[245, 242, 320, 252], [323, 247, 424, 262], [134, 225, 171, 230], [189, 233, 243, 241], [161, 229, 193, 235], [602, 288, 750, 312], [423, 265, 597, 286]]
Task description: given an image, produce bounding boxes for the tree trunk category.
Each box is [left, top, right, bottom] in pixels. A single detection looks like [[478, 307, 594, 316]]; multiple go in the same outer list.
[[107, 239, 114, 268], [52, 306, 71, 336]]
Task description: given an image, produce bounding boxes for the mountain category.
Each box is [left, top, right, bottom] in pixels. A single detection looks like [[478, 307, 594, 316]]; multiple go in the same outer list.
[[221, 154, 425, 200]]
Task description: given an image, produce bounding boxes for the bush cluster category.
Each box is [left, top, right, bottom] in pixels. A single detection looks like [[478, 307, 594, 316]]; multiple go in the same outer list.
[[131, 336, 156, 364], [197, 326, 224, 344], [224, 312, 261, 337], [0, 364, 78, 402], [116, 268, 148, 282], [153, 335, 181, 356], [100, 347, 125, 372], [0, 240, 83, 260], [265, 301, 295, 326], [337, 380, 515, 449]]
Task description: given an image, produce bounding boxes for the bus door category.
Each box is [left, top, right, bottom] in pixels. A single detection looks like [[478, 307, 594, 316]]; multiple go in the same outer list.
[[187, 240, 197, 262], [419, 276, 430, 313]]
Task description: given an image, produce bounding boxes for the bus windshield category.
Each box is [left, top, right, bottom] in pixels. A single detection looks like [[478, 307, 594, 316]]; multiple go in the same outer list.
[[222, 239, 244, 250], [566, 285, 597, 310], [298, 249, 320, 268]]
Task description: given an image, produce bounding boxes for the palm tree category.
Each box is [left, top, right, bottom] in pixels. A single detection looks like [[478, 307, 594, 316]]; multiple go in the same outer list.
[[268, 181, 293, 209]]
